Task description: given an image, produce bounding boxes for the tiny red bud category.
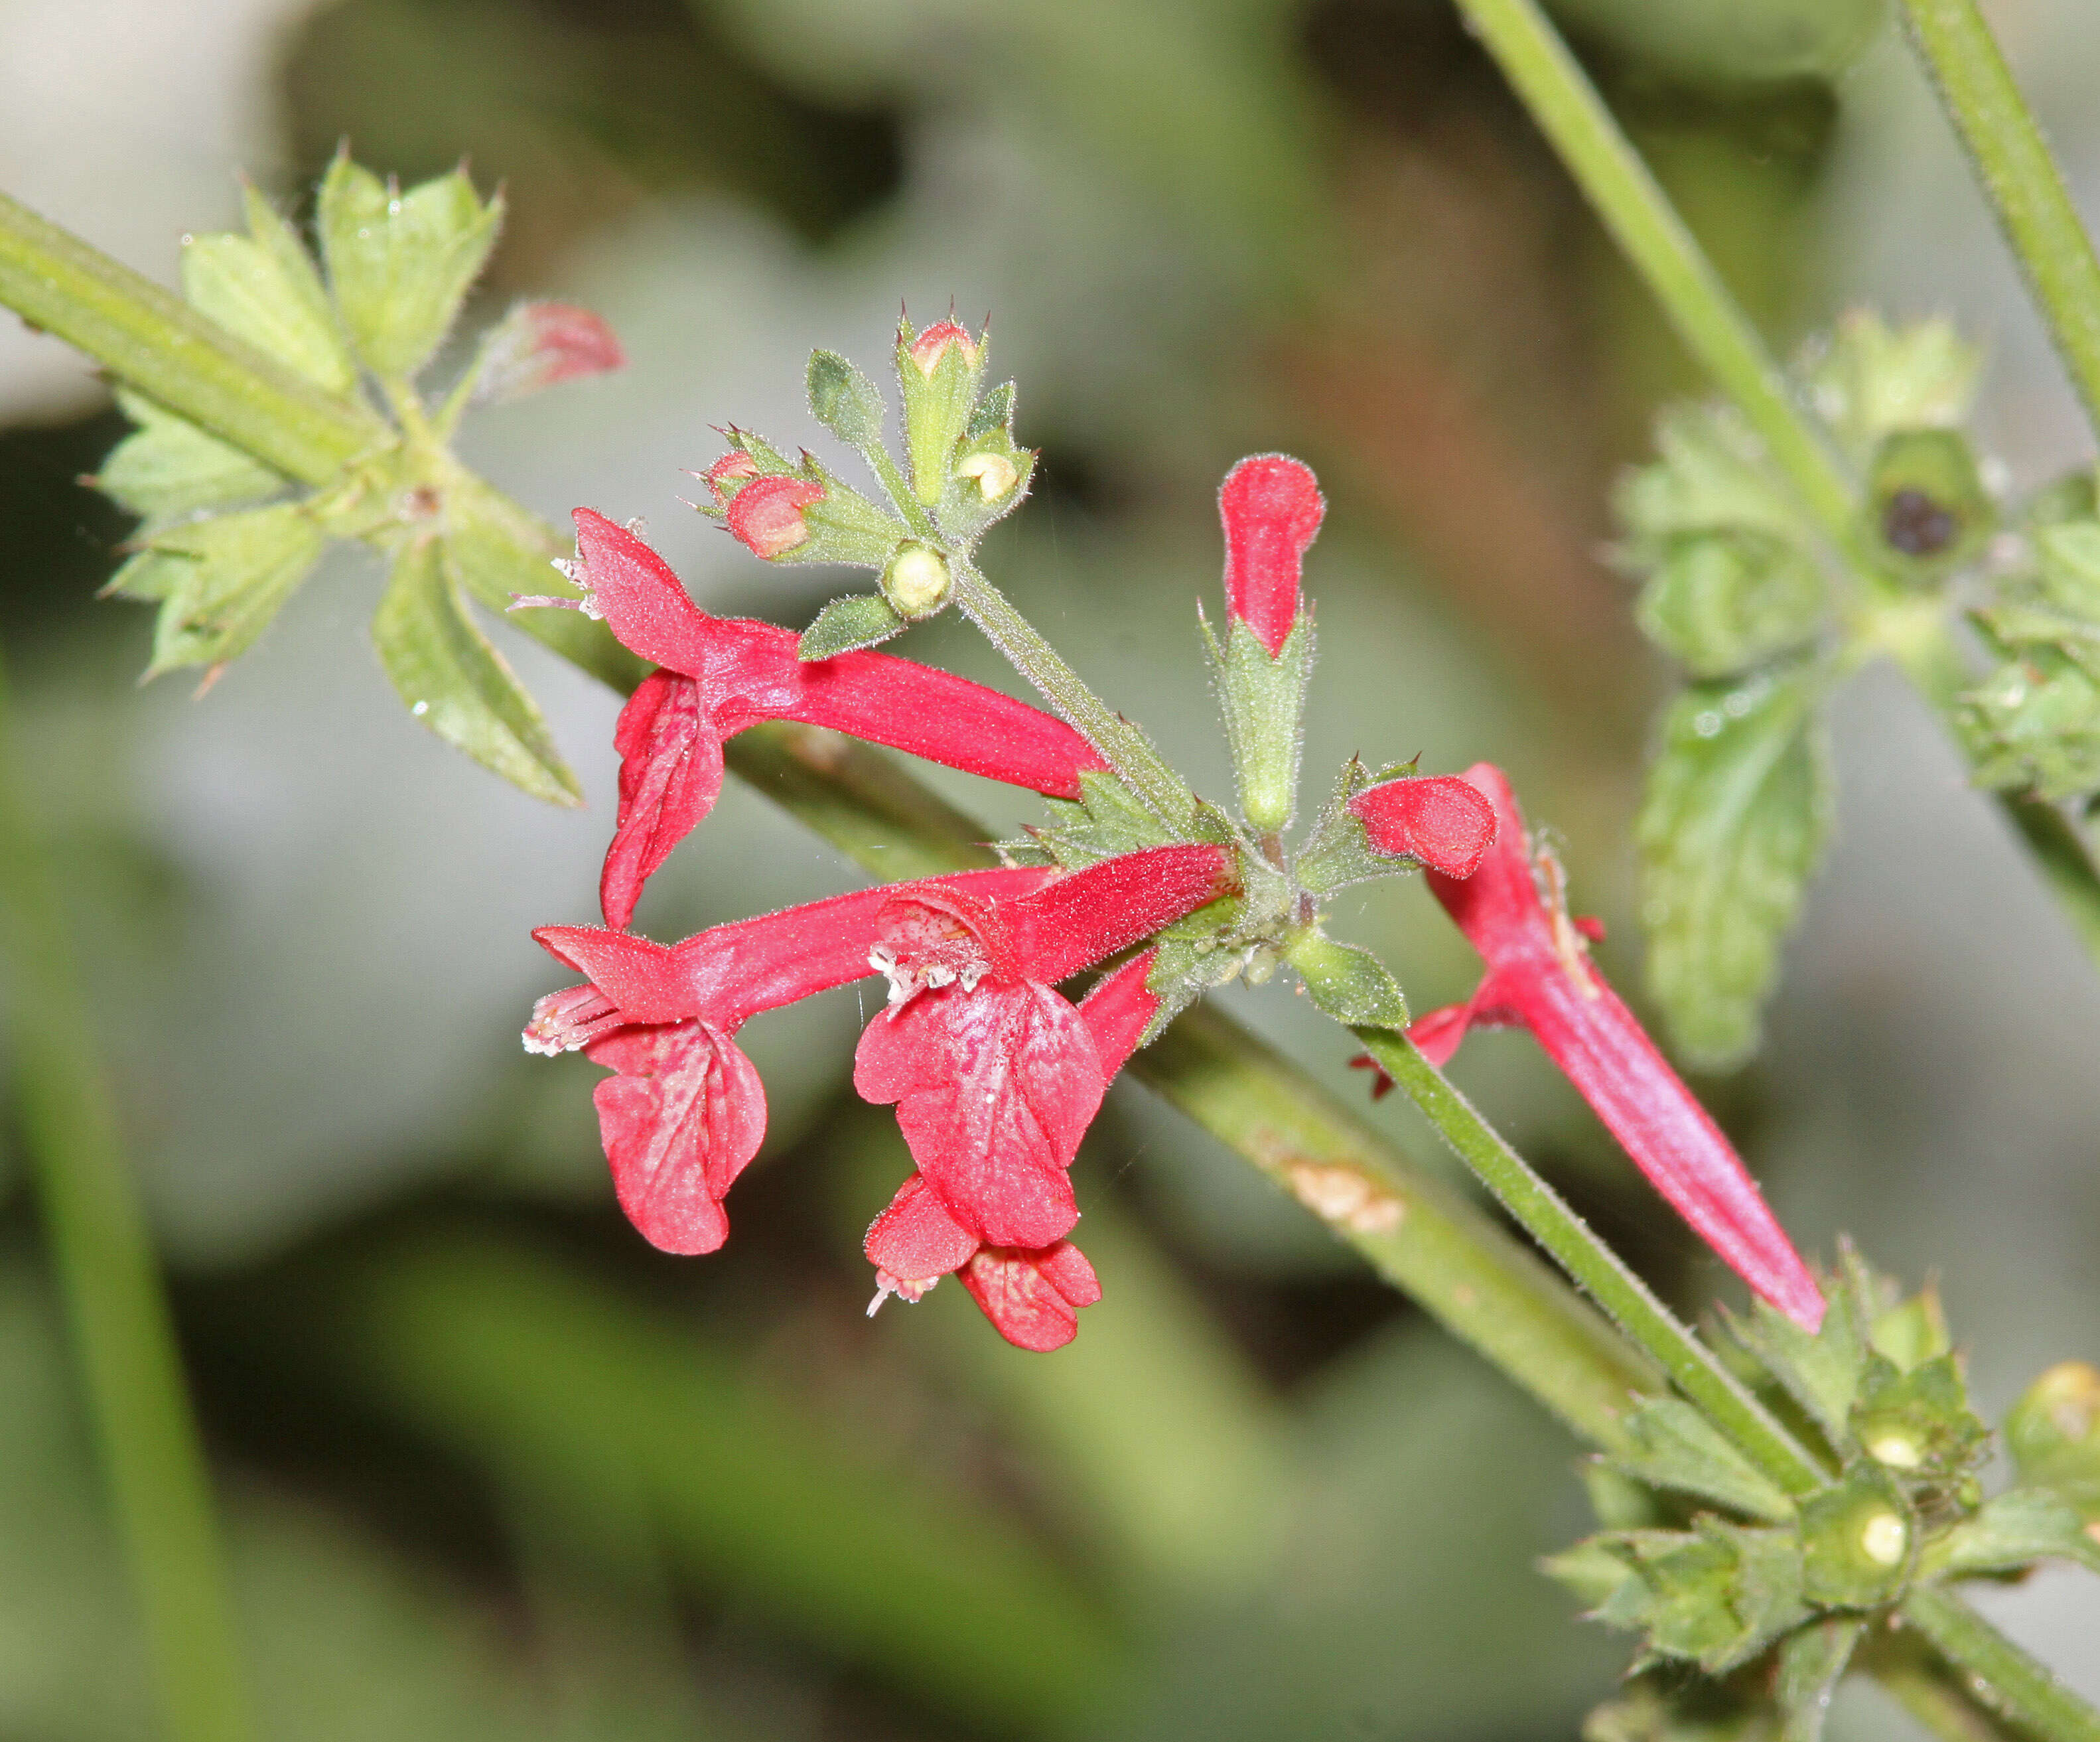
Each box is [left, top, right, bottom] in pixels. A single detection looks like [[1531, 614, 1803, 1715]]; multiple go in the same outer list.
[[908, 319, 978, 375], [726, 474, 823, 558], [1350, 774, 1498, 879], [705, 451, 760, 504], [1220, 454, 1324, 658], [474, 301, 624, 403]]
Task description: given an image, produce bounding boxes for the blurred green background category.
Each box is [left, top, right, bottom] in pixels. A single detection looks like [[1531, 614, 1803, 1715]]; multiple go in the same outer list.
[[1, 0, 2097, 1736]]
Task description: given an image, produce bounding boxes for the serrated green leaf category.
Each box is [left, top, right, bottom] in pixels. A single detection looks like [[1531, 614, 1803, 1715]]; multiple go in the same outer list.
[[1734, 1285, 1865, 1455], [1616, 403, 1807, 554], [1776, 1617, 1866, 1742], [318, 156, 502, 381], [778, 457, 907, 569], [1577, 1525, 1805, 1674], [1957, 645, 2100, 800], [129, 502, 326, 677], [2036, 522, 2100, 620], [1635, 529, 1827, 678], [1639, 664, 1833, 1067], [1935, 1489, 2100, 1577], [373, 537, 580, 806], [181, 188, 356, 394], [800, 593, 905, 659], [1283, 931, 1407, 1029], [1543, 1538, 1639, 1609], [805, 348, 884, 449], [98, 391, 287, 522], [1030, 768, 1174, 869], [967, 380, 1016, 440], [1805, 311, 1981, 467], [1610, 1398, 1797, 1524]]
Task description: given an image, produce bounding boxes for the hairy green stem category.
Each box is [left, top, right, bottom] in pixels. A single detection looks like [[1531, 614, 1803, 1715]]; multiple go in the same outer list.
[[1901, 1587, 2100, 1742], [1896, 0, 2100, 443], [0, 190, 387, 484], [0, 650, 252, 1742], [1354, 1028, 1826, 1493], [1456, 0, 2100, 978], [950, 557, 1195, 827]]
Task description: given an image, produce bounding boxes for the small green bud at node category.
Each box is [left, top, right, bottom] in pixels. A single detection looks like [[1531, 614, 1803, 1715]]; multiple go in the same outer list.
[[955, 450, 1019, 501], [882, 543, 951, 618]]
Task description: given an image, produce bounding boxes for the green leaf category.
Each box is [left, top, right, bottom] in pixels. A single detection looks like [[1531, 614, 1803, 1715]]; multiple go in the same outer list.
[[1797, 1463, 1913, 1609], [1574, 1523, 1807, 1674], [97, 390, 287, 522], [318, 156, 502, 381], [119, 501, 326, 677], [778, 457, 908, 569], [180, 186, 356, 394], [1208, 611, 1312, 833], [1957, 644, 2100, 800], [1731, 1283, 1866, 1456], [1615, 402, 1808, 554], [1639, 662, 1833, 1067], [1028, 768, 1174, 870], [372, 537, 580, 806], [799, 593, 905, 660], [805, 348, 884, 449], [1935, 1489, 2100, 1577], [2036, 521, 2100, 620], [1635, 529, 1827, 678], [1804, 311, 1981, 467], [1775, 1617, 1866, 1742], [1610, 1397, 1797, 1524], [1283, 932, 1408, 1030]]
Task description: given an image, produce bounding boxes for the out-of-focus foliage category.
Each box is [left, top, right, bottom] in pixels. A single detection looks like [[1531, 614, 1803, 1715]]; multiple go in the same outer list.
[[3, 0, 2099, 1735]]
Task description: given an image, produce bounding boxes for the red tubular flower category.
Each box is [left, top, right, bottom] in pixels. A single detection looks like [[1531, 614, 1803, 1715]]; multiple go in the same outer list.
[[563, 510, 1109, 928], [1350, 773, 1500, 879], [1219, 453, 1325, 657], [529, 867, 1048, 1255], [862, 949, 1162, 1351], [1401, 762, 1826, 1331], [528, 848, 1229, 1351]]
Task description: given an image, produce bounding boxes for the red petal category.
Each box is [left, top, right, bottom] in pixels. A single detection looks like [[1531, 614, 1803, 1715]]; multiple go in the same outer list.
[[959, 1244, 1093, 1351], [572, 509, 724, 673], [873, 883, 1021, 995], [1350, 775, 1499, 879], [726, 476, 823, 558], [1404, 1001, 1476, 1069], [478, 303, 624, 402], [1076, 952, 1159, 1078], [537, 867, 1050, 1029], [585, 1019, 765, 1254], [908, 320, 979, 374], [1220, 454, 1324, 658], [864, 1174, 979, 1283], [853, 980, 1103, 1248], [1008, 844, 1235, 985], [601, 670, 723, 930], [1033, 1240, 1100, 1307]]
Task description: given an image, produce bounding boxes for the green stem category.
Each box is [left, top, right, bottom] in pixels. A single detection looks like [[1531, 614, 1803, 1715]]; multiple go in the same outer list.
[[1355, 1029, 1827, 1494], [1865, 1625, 2038, 1742], [1135, 1007, 1657, 1450], [1453, 0, 2100, 980], [0, 650, 252, 1742], [949, 556, 1195, 827], [0, 190, 387, 485], [1901, 1587, 2100, 1742], [1896, 0, 2100, 444]]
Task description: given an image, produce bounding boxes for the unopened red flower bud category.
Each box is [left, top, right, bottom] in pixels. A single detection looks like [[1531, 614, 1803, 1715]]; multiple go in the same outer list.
[[1220, 454, 1324, 658], [727, 474, 823, 559], [474, 301, 625, 404], [908, 319, 978, 376], [1350, 774, 1498, 878], [705, 451, 760, 504]]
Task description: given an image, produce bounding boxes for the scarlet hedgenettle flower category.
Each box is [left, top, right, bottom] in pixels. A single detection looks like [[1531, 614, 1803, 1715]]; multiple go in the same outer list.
[[557, 510, 1108, 928], [1350, 773, 1500, 879], [529, 845, 1231, 1348], [1398, 762, 1826, 1331], [1220, 453, 1325, 657]]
